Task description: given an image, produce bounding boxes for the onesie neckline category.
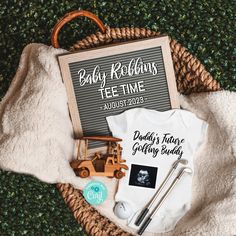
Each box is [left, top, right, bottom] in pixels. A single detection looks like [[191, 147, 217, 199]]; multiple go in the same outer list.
[[140, 108, 180, 125]]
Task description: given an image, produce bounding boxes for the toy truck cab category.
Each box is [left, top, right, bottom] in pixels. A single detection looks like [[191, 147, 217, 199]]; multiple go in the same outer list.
[[70, 136, 128, 179]]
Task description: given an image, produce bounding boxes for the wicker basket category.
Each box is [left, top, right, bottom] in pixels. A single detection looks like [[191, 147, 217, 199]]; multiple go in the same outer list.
[[51, 10, 220, 236]]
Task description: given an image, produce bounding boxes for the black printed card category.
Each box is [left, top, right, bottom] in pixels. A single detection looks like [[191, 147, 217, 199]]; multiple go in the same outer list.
[[58, 36, 179, 151], [129, 164, 158, 189]]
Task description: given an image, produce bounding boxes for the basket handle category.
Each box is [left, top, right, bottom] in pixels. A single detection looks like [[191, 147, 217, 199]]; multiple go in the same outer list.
[[51, 10, 106, 48]]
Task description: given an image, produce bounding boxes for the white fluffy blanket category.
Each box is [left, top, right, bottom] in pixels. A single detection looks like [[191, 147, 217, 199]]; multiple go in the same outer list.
[[0, 44, 235, 236]]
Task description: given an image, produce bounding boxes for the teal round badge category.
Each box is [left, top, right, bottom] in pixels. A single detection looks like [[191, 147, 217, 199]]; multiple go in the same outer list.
[[83, 181, 108, 205]]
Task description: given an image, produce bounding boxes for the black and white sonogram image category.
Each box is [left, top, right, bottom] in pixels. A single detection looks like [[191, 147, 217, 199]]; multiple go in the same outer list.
[[129, 164, 158, 189]]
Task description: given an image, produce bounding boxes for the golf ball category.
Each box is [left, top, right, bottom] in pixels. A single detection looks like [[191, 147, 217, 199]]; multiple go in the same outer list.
[[114, 201, 133, 219]]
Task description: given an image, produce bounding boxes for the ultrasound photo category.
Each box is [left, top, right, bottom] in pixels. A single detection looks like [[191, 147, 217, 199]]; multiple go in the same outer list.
[[129, 164, 158, 189]]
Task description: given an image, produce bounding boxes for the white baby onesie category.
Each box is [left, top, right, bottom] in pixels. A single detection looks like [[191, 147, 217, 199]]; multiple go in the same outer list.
[[106, 108, 208, 233]]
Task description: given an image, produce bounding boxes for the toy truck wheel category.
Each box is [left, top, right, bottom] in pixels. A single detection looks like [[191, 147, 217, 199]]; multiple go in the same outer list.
[[114, 170, 124, 179], [78, 168, 90, 178]]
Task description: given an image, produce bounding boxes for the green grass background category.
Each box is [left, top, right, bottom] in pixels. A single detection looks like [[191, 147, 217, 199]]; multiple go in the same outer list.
[[0, 0, 235, 235]]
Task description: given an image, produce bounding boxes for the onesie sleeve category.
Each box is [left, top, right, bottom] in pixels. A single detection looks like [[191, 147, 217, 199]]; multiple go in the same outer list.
[[181, 111, 208, 152], [106, 110, 131, 137]]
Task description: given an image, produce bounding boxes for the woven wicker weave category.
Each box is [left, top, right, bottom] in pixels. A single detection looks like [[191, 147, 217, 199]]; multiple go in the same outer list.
[[52, 10, 220, 236]]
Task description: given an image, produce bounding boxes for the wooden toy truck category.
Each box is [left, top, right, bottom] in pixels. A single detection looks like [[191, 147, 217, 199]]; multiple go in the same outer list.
[[70, 136, 128, 179]]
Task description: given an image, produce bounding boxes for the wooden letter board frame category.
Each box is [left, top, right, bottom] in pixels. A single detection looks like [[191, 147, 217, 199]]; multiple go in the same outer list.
[[58, 36, 179, 154]]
